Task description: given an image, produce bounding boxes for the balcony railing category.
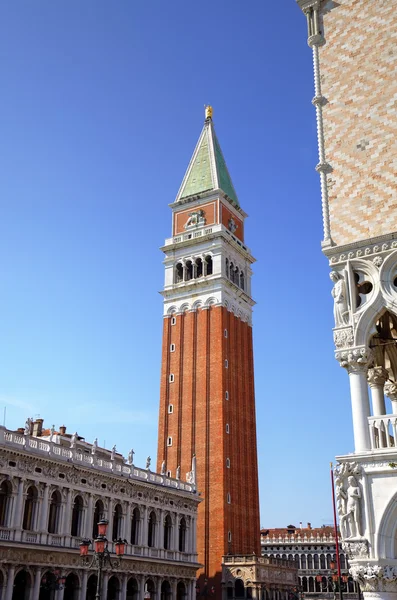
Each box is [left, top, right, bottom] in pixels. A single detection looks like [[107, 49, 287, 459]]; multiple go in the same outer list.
[[0, 526, 198, 563], [368, 415, 397, 450], [0, 428, 194, 493], [163, 223, 251, 254]]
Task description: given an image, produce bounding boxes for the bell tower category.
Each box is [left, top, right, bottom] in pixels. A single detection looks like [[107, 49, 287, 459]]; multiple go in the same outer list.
[[297, 2, 397, 600], [157, 107, 260, 586]]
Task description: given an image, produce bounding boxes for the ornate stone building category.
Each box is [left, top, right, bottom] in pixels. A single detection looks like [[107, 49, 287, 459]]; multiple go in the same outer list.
[[0, 419, 200, 600], [261, 525, 358, 599], [296, 1, 397, 600], [222, 555, 297, 600]]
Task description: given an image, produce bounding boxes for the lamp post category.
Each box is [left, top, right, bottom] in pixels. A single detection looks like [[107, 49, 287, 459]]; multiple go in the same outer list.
[[79, 518, 126, 600], [316, 568, 348, 600]]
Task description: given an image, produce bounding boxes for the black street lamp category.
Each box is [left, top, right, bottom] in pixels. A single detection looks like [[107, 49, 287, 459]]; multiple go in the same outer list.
[[79, 519, 127, 600]]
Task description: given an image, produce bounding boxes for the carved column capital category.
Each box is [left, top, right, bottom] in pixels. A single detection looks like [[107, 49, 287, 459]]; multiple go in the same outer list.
[[349, 564, 397, 593], [367, 367, 389, 388], [336, 347, 373, 373], [384, 380, 397, 402]]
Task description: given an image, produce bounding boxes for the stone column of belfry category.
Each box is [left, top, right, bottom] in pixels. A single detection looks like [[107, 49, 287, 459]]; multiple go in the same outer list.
[[157, 106, 260, 594], [367, 367, 388, 416]]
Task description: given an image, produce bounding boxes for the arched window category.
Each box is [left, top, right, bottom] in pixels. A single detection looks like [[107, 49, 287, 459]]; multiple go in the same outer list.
[[205, 255, 213, 275], [148, 511, 156, 547], [235, 580, 245, 598], [225, 258, 229, 277], [48, 489, 62, 534], [175, 263, 183, 283], [163, 514, 172, 550], [71, 495, 84, 537], [320, 554, 326, 569], [131, 507, 140, 545], [229, 262, 234, 282], [234, 266, 239, 286], [146, 579, 155, 600], [23, 486, 38, 531], [127, 578, 139, 600], [340, 554, 346, 569], [92, 499, 104, 538], [107, 576, 121, 600], [179, 517, 186, 552], [240, 271, 245, 290], [64, 573, 79, 600], [301, 554, 307, 569], [0, 480, 12, 527], [177, 582, 187, 600], [112, 503, 122, 540], [185, 260, 193, 281], [326, 554, 331, 569], [196, 258, 203, 278], [307, 554, 313, 569], [313, 554, 319, 569], [13, 569, 32, 600]]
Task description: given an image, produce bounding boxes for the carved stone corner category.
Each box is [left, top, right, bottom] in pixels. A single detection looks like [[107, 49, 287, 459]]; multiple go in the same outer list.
[[333, 326, 354, 349]]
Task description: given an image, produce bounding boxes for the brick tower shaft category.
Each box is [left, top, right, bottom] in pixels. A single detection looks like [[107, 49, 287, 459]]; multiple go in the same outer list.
[[157, 108, 260, 588]]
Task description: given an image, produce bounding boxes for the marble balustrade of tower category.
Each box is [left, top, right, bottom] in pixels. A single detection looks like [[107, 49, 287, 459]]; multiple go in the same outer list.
[[296, 2, 397, 600], [156, 107, 261, 591]]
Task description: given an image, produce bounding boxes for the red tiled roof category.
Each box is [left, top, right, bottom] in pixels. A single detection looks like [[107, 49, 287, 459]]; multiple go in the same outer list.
[[261, 527, 335, 536]]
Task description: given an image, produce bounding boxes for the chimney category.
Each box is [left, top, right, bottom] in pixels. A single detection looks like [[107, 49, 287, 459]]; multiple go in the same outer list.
[[307, 522, 312, 530], [32, 418, 43, 437], [59, 425, 66, 435]]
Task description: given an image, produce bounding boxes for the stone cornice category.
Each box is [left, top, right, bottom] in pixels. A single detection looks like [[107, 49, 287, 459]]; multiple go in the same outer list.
[[324, 232, 397, 265]]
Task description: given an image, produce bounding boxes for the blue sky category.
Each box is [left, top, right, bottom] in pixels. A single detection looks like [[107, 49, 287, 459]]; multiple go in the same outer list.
[[0, 1, 351, 528]]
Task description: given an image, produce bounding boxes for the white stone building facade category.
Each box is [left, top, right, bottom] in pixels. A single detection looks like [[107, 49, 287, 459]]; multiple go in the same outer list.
[[0, 420, 200, 600], [261, 526, 358, 599], [296, 1, 397, 600]]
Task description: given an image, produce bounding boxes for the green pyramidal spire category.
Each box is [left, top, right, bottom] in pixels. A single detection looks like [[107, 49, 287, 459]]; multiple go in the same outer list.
[[175, 107, 239, 208]]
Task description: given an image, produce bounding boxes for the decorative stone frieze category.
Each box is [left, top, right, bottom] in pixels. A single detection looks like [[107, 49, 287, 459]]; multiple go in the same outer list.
[[333, 327, 354, 349], [342, 541, 369, 559]]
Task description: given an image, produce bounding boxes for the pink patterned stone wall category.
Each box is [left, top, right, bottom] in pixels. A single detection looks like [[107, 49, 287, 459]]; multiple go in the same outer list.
[[319, 0, 397, 247]]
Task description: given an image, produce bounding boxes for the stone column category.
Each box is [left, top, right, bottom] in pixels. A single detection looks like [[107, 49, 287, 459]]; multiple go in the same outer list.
[[156, 577, 162, 600], [142, 506, 148, 548], [86, 494, 94, 538], [107, 499, 114, 540], [80, 570, 88, 600], [63, 488, 73, 535], [125, 503, 132, 545], [171, 579, 177, 600], [39, 483, 50, 532], [158, 509, 164, 550], [102, 572, 109, 600], [347, 362, 371, 452], [31, 567, 42, 600], [367, 367, 388, 416], [139, 575, 146, 600], [56, 584, 65, 600], [121, 574, 128, 600], [385, 380, 397, 415], [12, 478, 25, 529], [4, 565, 15, 600]]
